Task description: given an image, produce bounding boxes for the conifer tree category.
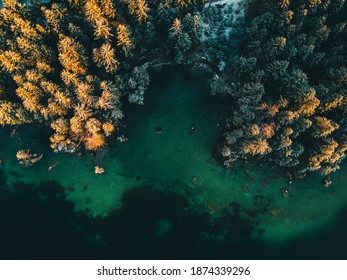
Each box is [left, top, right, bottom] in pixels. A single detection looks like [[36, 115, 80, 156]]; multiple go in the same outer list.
[[117, 24, 133, 57], [58, 36, 88, 75], [93, 43, 119, 73]]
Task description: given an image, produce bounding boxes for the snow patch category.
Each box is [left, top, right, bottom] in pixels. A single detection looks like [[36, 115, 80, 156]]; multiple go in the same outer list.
[[201, 0, 246, 43], [205, 0, 245, 7]]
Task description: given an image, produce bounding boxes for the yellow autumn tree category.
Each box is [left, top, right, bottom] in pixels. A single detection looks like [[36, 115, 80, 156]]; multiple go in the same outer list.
[[84, 0, 104, 24], [85, 117, 102, 134], [0, 102, 21, 125], [93, 43, 119, 73], [308, 139, 338, 171], [75, 82, 95, 107], [261, 123, 275, 139], [117, 24, 133, 56], [248, 124, 260, 136], [58, 36, 88, 75], [84, 133, 105, 150], [296, 89, 320, 117], [171, 18, 182, 35], [102, 122, 115, 136], [50, 117, 70, 149], [0, 50, 24, 73], [60, 69, 79, 86], [313, 116, 339, 138], [309, 0, 322, 8], [321, 96, 345, 113], [94, 18, 112, 39], [100, 0, 116, 19], [242, 139, 272, 156], [279, 136, 292, 149], [41, 3, 67, 34], [96, 81, 116, 110], [16, 82, 43, 113], [70, 115, 85, 136], [280, 0, 290, 9], [74, 104, 93, 120], [41, 81, 72, 109], [122, 0, 149, 23], [176, 0, 192, 8], [84, 0, 112, 39]]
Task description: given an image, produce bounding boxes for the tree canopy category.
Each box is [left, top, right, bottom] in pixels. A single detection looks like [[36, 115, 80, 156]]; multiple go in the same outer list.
[[0, 0, 204, 152], [220, 0, 347, 176]]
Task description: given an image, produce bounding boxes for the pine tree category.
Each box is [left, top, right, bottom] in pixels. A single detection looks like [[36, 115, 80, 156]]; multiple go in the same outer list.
[[94, 17, 112, 39], [313, 116, 339, 138], [296, 90, 320, 117], [84, 132, 105, 150], [0, 101, 19, 125], [58, 36, 88, 75], [85, 117, 102, 134], [102, 122, 115, 136], [175, 0, 191, 8], [123, 0, 149, 23], [242, 138, 272, 156], [74, 104, 92, 120], [93, 43, 119, 73], [0, 50, 24, 73], [41, 3, 67, 34], [100, 0, 116, 19], [117, 24, 133, 57]]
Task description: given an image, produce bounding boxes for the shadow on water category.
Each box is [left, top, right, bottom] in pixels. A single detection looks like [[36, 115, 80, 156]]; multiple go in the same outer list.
[[79, 186, 214, 259], [0, 167, 258, 259], [268, 206, 347, 260], [0, 177, 96, 259], [1, 167, 347, 259], [76, 185, 271, 259]]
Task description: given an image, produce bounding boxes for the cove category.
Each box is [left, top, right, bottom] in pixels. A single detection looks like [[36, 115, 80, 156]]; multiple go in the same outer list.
[[0, 67, 347, 259]]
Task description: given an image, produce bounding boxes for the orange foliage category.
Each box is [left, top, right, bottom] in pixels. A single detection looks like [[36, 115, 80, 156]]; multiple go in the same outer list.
[[102, 122, 115, 136], [261, 123, 275, 139], [242, 139, 272, 156], [84, 133, 105, 150]]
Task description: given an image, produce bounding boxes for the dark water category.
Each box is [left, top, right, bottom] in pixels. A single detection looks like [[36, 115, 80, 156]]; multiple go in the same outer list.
[[1, 67, 347, 259], [1, 173, 347, 259]]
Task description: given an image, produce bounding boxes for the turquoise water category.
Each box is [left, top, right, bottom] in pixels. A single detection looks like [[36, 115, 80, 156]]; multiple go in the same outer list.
[[1, 67, 347, 259]]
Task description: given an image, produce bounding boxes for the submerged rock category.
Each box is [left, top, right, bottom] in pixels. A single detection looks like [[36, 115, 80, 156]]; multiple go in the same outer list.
[[294, 171, 306, 179], [94, 166, 105, 174], [322, 176, 332, 188], [280, 188, 289, 198], [117, 135, 128, 143], [269, 208, 281, 217], [10, 129, 17, 137], [48, 161, 58, 172], [261, 178, 269, 186], [187, 125, 195, 133], [191, 176, 198, 185], [221, 146, 231, 157], [156, 126, 163, 135]]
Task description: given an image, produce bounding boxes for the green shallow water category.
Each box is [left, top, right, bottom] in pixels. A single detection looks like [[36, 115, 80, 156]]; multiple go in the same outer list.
[[1, 67, 347, 259]]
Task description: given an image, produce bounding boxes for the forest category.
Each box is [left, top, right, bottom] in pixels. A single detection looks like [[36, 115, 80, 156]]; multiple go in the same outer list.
[[0, 0, 204, 152], [218, 0, 347, 177], [0, 0, 346, 178]]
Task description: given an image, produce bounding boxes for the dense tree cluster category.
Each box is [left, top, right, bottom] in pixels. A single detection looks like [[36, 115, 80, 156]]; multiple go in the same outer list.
[[220, 0, 347, 176], [0, 0, 204, 152], [1, 0, 346, 177]]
